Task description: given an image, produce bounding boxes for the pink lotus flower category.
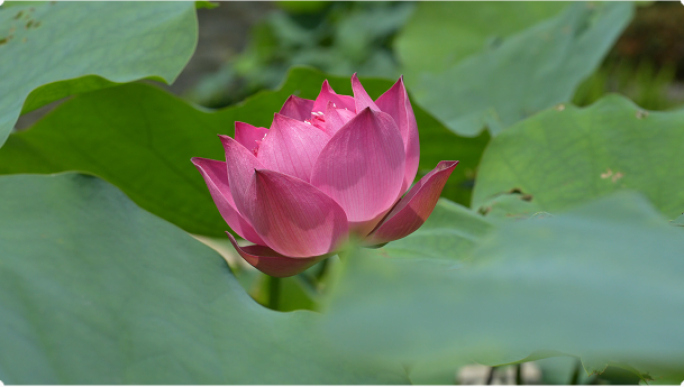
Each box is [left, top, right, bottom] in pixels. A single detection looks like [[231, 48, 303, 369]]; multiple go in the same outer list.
[[192, 74, 458, 277]]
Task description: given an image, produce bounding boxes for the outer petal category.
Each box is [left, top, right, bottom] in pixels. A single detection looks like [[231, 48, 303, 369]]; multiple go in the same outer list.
[[376, 76, 420, 192], [219, 134, 263, 222], [252, 169, 349, 258], [257, 113, 331, 182], [365, 161, 459, 245], [311, 108, 406, 232], [325, 101, 355, 135], [351, 73, 380, 112], [226, 233, 324, 278], [279, 95, 314, 121], [312, 80, 355, 113], [191, 157, 266, 245], [234, 122, 268, 155]]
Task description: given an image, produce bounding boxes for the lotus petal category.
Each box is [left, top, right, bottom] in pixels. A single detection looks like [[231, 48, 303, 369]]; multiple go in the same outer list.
[[312, 80, 355, 114], [325, 101, 355, 135], [376, 76, 420, 191], [366, 161, 459, 245], [311, 108, 406, 232], [226, 232, 328, 278], [279, 95, 314, 122], [258, 113, 331, 182], [351, 73, 380, 112], [234, 122, 268, 155], [226, 234, 323, 278], [191, 157, 266, 245], [219, 134, 263, 221], [251, 169, 348, 258]]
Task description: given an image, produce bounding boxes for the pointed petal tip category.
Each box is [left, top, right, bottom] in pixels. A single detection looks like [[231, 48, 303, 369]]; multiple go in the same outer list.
[[436, 160, 460, 172], [365, 160, 460, 245], [191, 156, 214, 168], [273, 112, 288, 122], [321, 79, 331, 89]]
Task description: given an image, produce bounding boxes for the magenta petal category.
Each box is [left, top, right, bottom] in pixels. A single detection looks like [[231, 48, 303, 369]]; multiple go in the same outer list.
[[376, 76, 420, 192], [325, 101, 355, 135], [219, 134, 263, 221], [191, 157, 266, 245], [257, 113, 331, 182], [226, 233, 324, 278], [312, 80, 355, 114], [279, 95, 314, 121], [351, 73, 380, 113], [365, 161, 459, 245], [234, 122, 268, 155], [251, 169, 349, 258], [311, 108, 406, 230]]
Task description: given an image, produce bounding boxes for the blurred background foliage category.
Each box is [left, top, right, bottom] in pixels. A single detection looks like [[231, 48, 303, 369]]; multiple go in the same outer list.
[[173, 1, 684, 111]]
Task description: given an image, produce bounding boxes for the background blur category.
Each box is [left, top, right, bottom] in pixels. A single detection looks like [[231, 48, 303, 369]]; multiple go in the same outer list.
[[169, 1, 684, 110]]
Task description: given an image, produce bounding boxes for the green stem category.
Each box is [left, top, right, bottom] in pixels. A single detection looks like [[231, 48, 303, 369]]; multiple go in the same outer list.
[[515, 364, 523, 385], [486, 367, 496, 385], [569, 359, 582, 385], [268, 276, 281, 310], [315, 257, 330, 281]]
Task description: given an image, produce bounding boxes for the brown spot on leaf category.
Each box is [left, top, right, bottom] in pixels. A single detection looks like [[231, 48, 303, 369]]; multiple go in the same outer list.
[[601, 168, 624, 183], [555, 104, 566, 111], [636, 110, 649, 119]]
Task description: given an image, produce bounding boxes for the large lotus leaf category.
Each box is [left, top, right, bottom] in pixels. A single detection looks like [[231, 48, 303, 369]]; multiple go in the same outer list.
[[394, 2, 566, 77], [322, 192, 684, 380], [0, 173, 407, 384], [0, 67, 486, 237], [0, 1, 198, 147], [411, 2, 633, 137], [472, 94, 684, 220]]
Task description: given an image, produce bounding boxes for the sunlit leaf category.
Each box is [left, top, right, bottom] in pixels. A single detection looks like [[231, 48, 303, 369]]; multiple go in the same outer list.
[[472, 94, 684, 220], [0, 1, 198, 147]]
